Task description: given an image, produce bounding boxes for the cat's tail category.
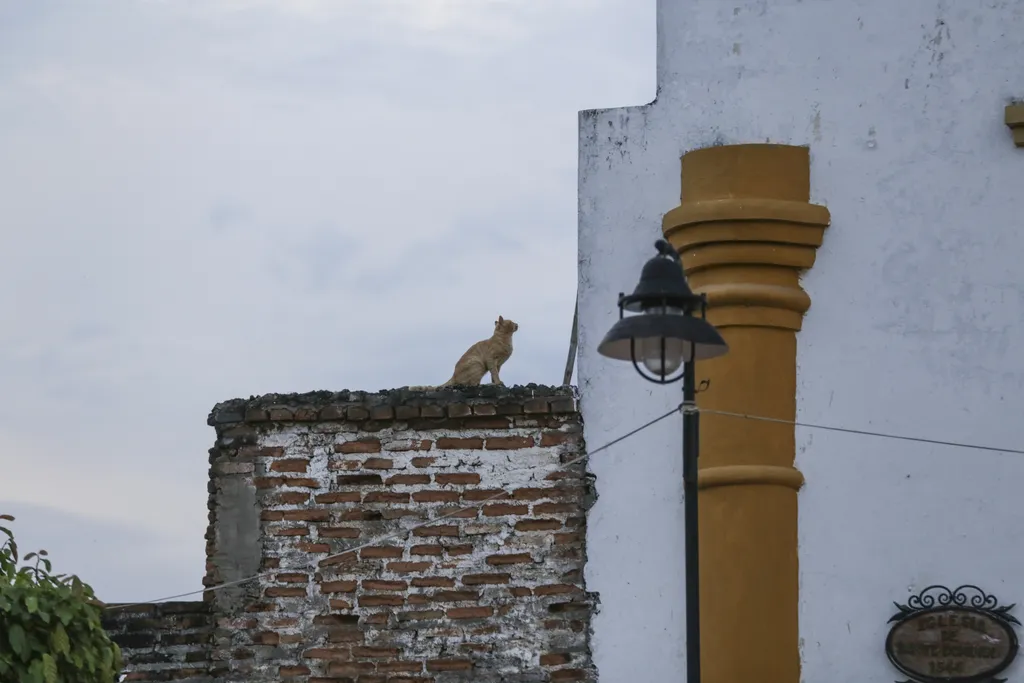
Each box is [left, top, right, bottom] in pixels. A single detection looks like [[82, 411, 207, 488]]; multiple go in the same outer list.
[[405, 377, 454, 391]]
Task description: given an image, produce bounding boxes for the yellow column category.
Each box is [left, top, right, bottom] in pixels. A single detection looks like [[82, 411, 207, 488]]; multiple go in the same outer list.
[[661, 144, 830, 683]]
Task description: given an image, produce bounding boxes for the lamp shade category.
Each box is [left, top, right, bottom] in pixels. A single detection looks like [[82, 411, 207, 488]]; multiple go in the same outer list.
[[597, 312, 729, 362]]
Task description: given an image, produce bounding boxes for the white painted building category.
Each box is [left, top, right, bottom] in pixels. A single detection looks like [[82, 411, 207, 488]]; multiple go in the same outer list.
[[578, 1, 1024, 682]]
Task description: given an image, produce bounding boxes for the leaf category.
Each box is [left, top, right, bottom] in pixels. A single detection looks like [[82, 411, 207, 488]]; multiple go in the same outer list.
[[24, 595, 38, 614], [50, 623, 69, 655], [8, 623, 26, 658], [40, 654, 57, 683]]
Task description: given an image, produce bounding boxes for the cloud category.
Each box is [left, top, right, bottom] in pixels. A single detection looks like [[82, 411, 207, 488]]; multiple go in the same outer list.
[[0, 0, 652, 600]]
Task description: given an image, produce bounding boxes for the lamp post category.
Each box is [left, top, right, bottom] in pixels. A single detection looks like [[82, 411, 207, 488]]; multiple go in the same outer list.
[[597, 239, 729, 683]]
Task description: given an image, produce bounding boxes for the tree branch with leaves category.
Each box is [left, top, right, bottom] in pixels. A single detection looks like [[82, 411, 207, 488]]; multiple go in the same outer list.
[[0, 513, 123, 683]]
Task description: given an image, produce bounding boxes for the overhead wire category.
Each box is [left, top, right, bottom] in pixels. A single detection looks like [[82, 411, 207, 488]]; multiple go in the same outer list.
[[105, 402, 685, 611], [106, 401, 1024, 610]]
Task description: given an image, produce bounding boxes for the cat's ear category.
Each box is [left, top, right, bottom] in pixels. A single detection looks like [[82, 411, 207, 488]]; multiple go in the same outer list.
[[498, 316, 504, 323]]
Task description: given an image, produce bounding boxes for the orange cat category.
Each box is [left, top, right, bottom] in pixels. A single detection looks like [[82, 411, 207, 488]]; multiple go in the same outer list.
[[410, 316, 519, 389]]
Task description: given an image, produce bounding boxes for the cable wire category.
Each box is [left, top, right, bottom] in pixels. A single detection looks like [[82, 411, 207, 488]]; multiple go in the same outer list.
[[105, 402, 685, 611], [107, 402, 1024, 610], [702, 408, 1024, 456]]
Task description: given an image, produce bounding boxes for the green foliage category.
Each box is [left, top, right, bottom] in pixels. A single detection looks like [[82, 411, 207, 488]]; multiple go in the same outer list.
[[0, 514, 123, 683]]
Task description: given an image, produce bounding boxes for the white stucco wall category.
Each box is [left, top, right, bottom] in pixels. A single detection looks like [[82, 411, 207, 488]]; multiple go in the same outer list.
[[578, 1, 1024, 681]]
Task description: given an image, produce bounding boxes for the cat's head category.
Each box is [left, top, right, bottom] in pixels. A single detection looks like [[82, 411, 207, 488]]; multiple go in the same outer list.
[[495, 316, 519, 335]]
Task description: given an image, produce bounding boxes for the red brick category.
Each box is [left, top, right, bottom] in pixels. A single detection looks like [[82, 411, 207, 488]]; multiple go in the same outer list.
[[335, 439, 381, 454], [510, 587, 533, 597], [387, 439, 433, 452], [279, 665, 310, 677], [412, 577, 456, 588], [275, 573, 309, 584], [535, 502, 576, 514], [319, 580, 357, 593], [315, 492, 361, 504], [328, 598, 353, 610], [318, 551, 357, 566], [360, 546, 403, 559], [541, 653, 572, 666], [486, 553, 533, 565], [550, 398, 576, 413], [462, 489, 509, 501], [411, 544, 444, 556], [358, 595, 405, 607], [363, 491, 410, 503], [397, 609, 445, 621], [272, 491, 312, 505], [349, 407, 374, 423], [336, 474, 383, 486], [436, 473, 481, 486], [270, 458, 309, 473], [540, 431, 574, 447], [362, 457, 394, 469], [319, 527, 360, 538], [428, 659, 473, 671], [239, 446, 285, 458], [370, 405, 394, 420], [482, 503, 528, 516], [281, 509, 329, 522], [435, 437, 483, 449], [523, 398, 549, 414], [434, 590, 478, 602], [261, 510, 284, 521], [551, 669, 586, 681], [378, 661, 425, 673], [271, 527, 309, 537], [554, 532, 583, 545], [447, 544, 474, 555], [387, 474, 431, 485], [362, 579, 407, 591], [353, 646, 400, 658], [412, 525, 459, 537], [303, 647, 351, 661], [512, 487, 575, 500], [535, 584, 578, 596], [462, 573, 510, 585], [254, 477, 320, 489], [388, 561, 432, 573], [485, 436, 535, 450], [447, 403, 472, 418], [515, 518, 562, 531], [264, 587, 306, 597], [412, 490, 459, 503], [296, 542, 331, 553], [411, 457, 436, 467], [447, 606, 493, 619]]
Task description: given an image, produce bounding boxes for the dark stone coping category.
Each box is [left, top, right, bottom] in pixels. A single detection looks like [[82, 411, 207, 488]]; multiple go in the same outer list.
[[208, 384, 579, 426]]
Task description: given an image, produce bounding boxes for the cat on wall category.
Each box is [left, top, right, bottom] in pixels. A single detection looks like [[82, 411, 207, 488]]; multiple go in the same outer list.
[[408, 316, 519, 389]]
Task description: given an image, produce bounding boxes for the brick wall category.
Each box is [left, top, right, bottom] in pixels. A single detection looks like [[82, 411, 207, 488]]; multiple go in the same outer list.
[[197, 385, 597, 683], [101, 601, 215, 681]]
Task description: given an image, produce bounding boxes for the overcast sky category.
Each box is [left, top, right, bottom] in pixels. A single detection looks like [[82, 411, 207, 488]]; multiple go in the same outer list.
[[0, 0, 652, 602]]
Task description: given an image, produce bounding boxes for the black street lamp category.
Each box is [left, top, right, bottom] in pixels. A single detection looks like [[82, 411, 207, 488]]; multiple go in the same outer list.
[[597, 239, 729, 683]]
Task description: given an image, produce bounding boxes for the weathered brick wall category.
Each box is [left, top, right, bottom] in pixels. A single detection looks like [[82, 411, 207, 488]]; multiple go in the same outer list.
[[202, 385, 597, 683], [101, 601, 215, 681]]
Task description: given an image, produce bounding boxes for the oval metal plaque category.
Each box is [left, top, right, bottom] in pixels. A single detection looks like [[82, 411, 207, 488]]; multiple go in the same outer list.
[[885, 585, 1020, 683]]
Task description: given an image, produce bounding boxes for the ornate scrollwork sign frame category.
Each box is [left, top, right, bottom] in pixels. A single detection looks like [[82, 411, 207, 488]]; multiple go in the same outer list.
[[885, 585, 1020, 683]]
